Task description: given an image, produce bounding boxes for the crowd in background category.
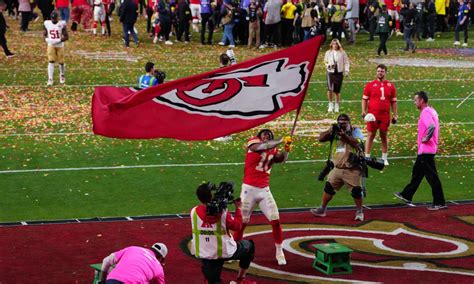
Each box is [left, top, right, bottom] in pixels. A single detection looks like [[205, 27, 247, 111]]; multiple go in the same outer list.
[[1, 0, 472, 48]]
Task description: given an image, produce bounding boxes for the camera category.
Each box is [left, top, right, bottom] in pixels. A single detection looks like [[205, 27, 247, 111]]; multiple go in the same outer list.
[[206, 182, 235, 216], [153, 70, 166, 84], [349, 152, 385, 171], [332, 123, 341, 133], [318, 159, 334, 181]]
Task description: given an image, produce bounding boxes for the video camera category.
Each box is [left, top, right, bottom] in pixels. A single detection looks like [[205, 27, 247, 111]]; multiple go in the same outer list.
[[331, 123, 352, 137], [206, 182, 235, 216]]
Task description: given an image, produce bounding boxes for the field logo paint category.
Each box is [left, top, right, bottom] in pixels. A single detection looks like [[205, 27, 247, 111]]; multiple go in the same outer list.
[[209, 221, 474, 282]]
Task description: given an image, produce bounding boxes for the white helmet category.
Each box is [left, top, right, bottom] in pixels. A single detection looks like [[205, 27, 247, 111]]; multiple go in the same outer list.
[[364, 113, 376, 122], [151, 242, 168, 258]]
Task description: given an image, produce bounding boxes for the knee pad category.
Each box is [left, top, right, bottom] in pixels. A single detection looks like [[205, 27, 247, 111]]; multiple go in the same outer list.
[[324, 182, 336, 196], [351, 186, 362, 199]]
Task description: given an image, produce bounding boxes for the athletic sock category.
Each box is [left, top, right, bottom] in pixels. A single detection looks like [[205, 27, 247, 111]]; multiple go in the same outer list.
[[59, 64, 65, 77], [48, 63, 54, 80], [382, 153, 388, 160], [270, 220, 283, 244]]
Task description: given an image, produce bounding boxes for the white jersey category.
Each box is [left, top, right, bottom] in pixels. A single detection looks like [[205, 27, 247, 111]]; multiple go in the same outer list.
[[190, 206, 237, 259], [44, 20, 67, 48]]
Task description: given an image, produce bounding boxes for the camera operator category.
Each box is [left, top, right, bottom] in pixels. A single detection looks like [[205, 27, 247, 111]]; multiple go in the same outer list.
[[190, 182, 256, 284], [310, 114, 366, 221]]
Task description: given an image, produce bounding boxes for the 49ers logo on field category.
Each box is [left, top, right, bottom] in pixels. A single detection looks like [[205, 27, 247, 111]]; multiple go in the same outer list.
[[153, 59, 309, 119]]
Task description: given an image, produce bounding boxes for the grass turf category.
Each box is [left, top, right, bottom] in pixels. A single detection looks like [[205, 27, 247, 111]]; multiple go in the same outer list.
[[0, 16, 473, 222]]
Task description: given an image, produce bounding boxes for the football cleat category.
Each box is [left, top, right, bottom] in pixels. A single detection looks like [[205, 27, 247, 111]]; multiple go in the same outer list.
[[47, 78, 53, 86], [60, 74, 65, 84]]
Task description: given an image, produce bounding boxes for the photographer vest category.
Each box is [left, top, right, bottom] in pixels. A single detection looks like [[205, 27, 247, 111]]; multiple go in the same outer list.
[[330, 127, 364, 169], [190, 206, 237, 259]]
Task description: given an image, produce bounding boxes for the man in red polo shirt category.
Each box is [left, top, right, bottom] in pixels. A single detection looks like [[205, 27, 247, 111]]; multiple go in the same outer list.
[[361, 64, 398, 166]]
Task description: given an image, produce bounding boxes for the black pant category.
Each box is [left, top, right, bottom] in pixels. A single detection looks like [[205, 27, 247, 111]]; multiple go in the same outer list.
[[264, 22, 280, 46], [281, 18, 294, 46], [0, 32, 13, 56], [426, 14, 436, 38], [455, 22, 468, 43], [145, 6, 153, 33], [377, 32, 388, 55], [331, 21, 343, 41], [400, 154, 445, 205], [200, 12, 214, 44], [20, 11, 31, 31], [368, 17, 376, 40], [177, 20, 190, 41], [160, 20, 171, 41], [201, 240, 255, 284]]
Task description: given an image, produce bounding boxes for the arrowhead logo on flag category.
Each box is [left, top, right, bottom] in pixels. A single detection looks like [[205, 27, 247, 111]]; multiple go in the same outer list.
[[92, 36, 324, 140]]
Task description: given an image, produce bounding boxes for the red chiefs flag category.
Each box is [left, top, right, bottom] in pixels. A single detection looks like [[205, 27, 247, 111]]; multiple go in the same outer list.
[[92, 36, 323, 140]]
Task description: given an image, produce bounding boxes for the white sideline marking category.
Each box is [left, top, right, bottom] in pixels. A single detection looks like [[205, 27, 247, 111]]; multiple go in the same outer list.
[[456, 92, 474, 108], [0, 154, 472, 174], [1, 121, 472, 137], [305, 97, 473, 103]]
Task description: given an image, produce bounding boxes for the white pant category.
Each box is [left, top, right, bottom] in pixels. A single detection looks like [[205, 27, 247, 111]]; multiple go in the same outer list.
[[190, 3, 201, 21], [240, 183, 280, 223], [93, 6, 105, 22]]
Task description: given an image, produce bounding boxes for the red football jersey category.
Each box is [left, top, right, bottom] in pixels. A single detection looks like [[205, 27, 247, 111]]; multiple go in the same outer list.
[[243, 137, 278, 188], [363, 79, 397, 119]]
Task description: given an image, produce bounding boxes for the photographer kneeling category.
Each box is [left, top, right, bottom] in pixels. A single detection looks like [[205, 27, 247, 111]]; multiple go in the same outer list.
[[190, 182, 256, 284], [310, 114, 366, 221]]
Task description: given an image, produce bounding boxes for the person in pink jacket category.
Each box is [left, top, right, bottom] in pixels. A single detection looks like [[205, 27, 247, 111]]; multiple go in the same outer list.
[[394, 91, 446, 211], [18, 0, 32, 31]]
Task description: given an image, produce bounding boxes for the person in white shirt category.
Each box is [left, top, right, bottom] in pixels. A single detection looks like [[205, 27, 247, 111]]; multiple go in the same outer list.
[[44, 10, 68, 86], [324, 39, 350, 113]]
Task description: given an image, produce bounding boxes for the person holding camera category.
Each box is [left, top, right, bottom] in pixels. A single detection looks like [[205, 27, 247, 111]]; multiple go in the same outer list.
[[310, 114, 366, 221], [324, 38, 350, 113], [362, 64, 398, 166], [137, 61, 159, 89], [190, 182, 256, 284], [394, 91, 446, 210], [232, 129, 292, 266], [99, 242, 167, 283]]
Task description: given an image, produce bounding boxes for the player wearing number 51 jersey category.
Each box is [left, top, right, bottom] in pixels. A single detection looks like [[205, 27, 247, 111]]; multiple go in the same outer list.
[[362, 64, 398, 166], [44, 11, 68, 86], [233, 129, 292, 266]]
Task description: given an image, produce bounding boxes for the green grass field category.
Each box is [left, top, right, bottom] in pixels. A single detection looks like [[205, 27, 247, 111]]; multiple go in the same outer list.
[[1, 16, 473, 222]]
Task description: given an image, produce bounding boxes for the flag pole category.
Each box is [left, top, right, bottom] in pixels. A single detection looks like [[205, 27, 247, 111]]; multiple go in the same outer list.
[[289, 35, 324, 138]]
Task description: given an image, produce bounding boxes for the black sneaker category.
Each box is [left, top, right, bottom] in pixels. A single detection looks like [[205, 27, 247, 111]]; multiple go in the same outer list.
[[427, 204, 448, 211], [394, 192, 414, 206]]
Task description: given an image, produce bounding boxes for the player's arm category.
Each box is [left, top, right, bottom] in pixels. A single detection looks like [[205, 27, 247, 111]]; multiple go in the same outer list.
[[390, 87, 398, 121], [226, 204, 242, 232], [361, 84, 369, 118], [422, 124, 435, 143], [43, 27, 48, 39], [248, 138, 283, 152], [319, 128, 333, 142], [61, 26, 69, 42], [100, 253, 117, 281]]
